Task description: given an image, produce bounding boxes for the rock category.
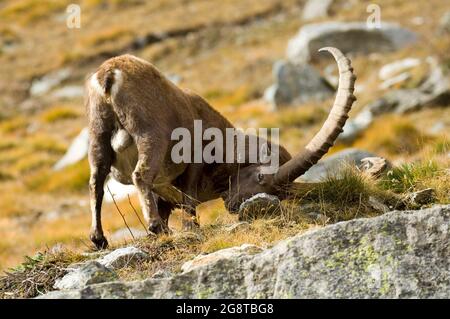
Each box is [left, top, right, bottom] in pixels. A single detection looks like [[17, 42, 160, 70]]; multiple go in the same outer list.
[[287, 22, 417, 64], [264, 60, 334, 108], [97, 246, 149, 270], [53, 128, 89, 171], [30, 68, 71, 96], [404, 188, 436, 206], [429, 121, 446, 135], [238, 193, 281, 221], [181, 244, 263, 273], [53, 261, 117, 290], [302, 0, 334, 21], [378, 58, 421, 81], [379, 72, 410, 90], [51, 85, 84, 99], [359, 157, 390, 178], [39, 205, 450, 298], [340, 58, 450, 141], [339, 108, 373, 142], [299, 148, 384, 182], [224, 222, 250, 234], [368, 196, 390, 213], [110, 227, 148, 243], [151, 269, 173, 279], [439, 11, 450, 34], [104, 178, 137, 203]]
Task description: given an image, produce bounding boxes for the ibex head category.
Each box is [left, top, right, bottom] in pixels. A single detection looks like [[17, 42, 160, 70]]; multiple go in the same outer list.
[[222, 47, 356, 213]]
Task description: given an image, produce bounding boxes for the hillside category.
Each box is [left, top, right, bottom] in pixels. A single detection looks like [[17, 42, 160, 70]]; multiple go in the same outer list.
[[0, 0, 449, 298]]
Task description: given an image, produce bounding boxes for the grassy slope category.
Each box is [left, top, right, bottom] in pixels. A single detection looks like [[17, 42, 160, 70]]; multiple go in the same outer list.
[[0, 0, 448, 283]]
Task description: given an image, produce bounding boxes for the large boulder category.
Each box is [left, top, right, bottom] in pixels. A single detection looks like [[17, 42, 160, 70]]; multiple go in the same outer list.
[[302, 0, 334, 21], [264, 60, 334, 108], [298, 148, 383, 182], [53, 128, 89, 171], [287, 22, 417, 64], [39, 205, 450, 298]]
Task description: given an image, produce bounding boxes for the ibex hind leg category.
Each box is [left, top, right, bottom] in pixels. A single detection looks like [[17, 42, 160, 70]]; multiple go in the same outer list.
[[88, 131, 114, 250], [132, 136, 169, 234]]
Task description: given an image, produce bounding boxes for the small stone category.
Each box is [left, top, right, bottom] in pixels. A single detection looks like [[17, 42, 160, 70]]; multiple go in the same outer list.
[[368, 196, 390, 213], [238, 193, 281, 221], [404, 188, 436, 206], [54, 261, 117, 290], [151, 269, 173, 279], [97, 246, 149, 270], [359, 157, 390, 178], [224, 222, 250, 234]]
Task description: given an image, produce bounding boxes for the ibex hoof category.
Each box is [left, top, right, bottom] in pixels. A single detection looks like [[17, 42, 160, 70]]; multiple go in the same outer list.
[[148, 219, 167, 235], [90, 233, 109, 250], [182, 217, 200, 231]]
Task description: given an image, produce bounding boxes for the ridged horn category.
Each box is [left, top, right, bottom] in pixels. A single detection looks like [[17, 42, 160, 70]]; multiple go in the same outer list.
[[274, 47, 356, 185]]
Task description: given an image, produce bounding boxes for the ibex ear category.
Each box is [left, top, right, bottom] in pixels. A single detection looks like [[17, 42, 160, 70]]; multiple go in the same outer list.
[[257, 172, 264, 184]]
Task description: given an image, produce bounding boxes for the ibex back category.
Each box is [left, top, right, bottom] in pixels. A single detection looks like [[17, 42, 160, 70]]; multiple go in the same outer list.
[[86, 48, 356, 249]]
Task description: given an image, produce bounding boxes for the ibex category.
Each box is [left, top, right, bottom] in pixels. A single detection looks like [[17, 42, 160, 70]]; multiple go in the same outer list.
[[86, 47, 356, 249]]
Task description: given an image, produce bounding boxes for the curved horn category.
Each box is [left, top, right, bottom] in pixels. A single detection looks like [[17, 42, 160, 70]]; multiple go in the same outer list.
[[274, 47, 356, 185]]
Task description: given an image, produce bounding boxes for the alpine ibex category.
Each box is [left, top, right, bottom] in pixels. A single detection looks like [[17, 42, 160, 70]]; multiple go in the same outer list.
[[86, 47, 356, 249]]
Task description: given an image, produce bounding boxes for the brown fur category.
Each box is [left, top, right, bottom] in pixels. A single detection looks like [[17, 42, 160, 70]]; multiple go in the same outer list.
[[86, 48, 355, 249], [86, 54, 291, 248]]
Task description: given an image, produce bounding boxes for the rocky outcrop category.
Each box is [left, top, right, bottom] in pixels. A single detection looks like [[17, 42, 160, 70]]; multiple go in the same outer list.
[[38, 205, 450, 299], [264, 60, 334, 108], [287, 22, 417, 64], [298, 148, 386, 182], [340, 58, 450, 142]]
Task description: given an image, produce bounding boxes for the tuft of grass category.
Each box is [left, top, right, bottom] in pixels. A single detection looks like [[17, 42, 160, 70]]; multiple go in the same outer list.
[[0, 117, 28, 134], [354, 116, 433, 156], [288, 165, 399, 222], [0, 0, 67, 25], [40, 106, 81, 123], [378, 160, 440, 193], [26, 136, 67, 155], [80, 27, 133, 48], [261, 105, 327, 129], [0, 250, 86, 299], [25, 160, 90, 193]]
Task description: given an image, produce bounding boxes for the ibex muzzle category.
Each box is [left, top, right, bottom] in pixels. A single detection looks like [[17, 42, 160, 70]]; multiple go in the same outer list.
[[86, 48, 356, 249]]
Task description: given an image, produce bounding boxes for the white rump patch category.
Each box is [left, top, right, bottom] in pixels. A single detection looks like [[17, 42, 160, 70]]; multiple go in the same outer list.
[[89, 72, 104, 96], [111, 69, 123, 98]]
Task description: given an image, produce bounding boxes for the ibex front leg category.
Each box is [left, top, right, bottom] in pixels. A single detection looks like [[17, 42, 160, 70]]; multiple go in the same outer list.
[[132, 137, 168, 234]]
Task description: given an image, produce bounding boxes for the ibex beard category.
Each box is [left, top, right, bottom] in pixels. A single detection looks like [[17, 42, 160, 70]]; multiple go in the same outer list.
[[86, 48, 356, 249]]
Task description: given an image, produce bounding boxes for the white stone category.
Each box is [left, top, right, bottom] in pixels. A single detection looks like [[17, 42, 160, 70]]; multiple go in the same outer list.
[[97, 246, 148, 269], [378, 58, 420, 80], [53, 128, 89, 171]]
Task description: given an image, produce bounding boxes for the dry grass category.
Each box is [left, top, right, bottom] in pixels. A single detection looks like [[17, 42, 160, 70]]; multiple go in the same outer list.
[[40, 106, 81, 123]]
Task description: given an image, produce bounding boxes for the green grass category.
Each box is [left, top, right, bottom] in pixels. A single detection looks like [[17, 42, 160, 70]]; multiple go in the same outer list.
[[40, 106, 81, 123], [379, 160, 441, 193], [25, 160, 90, 193]]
